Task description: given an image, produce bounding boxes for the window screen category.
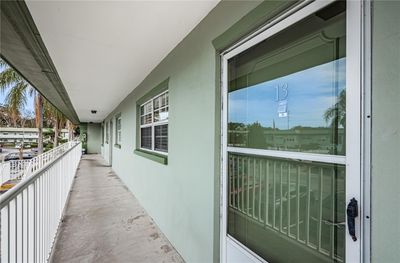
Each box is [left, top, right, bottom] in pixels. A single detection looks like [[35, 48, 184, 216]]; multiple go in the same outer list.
[[140, 127, 152, 149], [154, 124, 168, 152]]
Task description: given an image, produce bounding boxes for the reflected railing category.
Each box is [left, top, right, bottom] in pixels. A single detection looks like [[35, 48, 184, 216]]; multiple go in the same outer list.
[[228, 153, 345, 262]]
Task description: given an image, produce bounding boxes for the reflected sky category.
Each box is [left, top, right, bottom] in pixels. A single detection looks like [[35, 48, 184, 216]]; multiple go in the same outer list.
[[228, 58, 346, 129]]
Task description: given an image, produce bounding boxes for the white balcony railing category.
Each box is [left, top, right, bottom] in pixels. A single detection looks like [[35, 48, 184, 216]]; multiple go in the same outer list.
[[1, 159, 32, 186], [0, 142, 75, 186], [0, 141, 82, 262]]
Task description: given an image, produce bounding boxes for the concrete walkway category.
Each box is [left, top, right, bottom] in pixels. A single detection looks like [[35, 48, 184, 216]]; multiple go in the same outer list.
[[51, 154, 184, 263]]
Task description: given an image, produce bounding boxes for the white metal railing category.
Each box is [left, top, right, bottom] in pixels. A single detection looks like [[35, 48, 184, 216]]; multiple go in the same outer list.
[[0, 161, 11, 186], [228, 153, 346, 262], [10, 160, 31, 180], [0, 141, 82, 262], [0, 160, 31, 185], [0, 142, 75, 186]]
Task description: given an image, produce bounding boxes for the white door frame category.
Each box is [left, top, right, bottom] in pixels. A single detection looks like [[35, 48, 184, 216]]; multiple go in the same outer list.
[[220, 0, 365, 262]]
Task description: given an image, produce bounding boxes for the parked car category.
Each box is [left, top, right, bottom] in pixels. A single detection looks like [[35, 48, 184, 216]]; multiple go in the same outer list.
[[24, 152, 35, 159], [4, 152, 35, 161], [4, 153, 19, 161]]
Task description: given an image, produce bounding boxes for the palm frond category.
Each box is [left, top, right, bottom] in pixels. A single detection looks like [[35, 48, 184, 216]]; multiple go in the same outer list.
[[5, 82, 28, 125], [0, 58, 9, 70], [323, 89, 346, 128], [28, 87, 36, 97], [0, 67, 24, 92]]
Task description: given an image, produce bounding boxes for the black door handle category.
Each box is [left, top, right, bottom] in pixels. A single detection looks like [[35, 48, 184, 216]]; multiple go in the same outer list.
[[347, 198, 358, 241]]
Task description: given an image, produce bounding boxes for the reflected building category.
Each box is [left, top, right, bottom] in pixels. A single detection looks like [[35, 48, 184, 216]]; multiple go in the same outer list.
[[229, 124, 345, 155]]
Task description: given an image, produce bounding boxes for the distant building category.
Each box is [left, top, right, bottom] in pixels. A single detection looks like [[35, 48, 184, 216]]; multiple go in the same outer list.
[[0, 127, 69, 144]]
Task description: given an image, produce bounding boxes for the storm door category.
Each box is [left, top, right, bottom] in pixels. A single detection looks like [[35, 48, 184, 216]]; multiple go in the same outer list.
[[221, 1, 362, 262]]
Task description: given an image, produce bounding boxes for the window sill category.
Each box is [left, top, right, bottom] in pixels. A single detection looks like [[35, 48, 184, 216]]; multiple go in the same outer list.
[[134, 149, 168, 165], [114, 144, 121, 149]]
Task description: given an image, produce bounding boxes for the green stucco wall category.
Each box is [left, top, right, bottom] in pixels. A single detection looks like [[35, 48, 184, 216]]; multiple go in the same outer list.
[[81, 123, 102, 154], [98, 1, 283, 262], [371, 1, 400, 262], [93, 1, 400, 262], [87, 123, 101, 154]]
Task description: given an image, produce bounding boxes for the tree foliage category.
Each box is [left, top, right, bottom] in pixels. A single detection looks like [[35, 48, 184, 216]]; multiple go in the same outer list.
[[0, 58, 73, 152], [0, 59, 34, 126]]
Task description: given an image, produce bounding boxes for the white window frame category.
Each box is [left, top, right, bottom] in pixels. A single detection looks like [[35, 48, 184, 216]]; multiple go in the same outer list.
[[115, 114, 122, 146], [139, 90, 168, 155]]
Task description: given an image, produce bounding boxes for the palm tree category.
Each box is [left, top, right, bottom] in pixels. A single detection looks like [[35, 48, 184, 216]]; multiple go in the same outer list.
[[0, 60, 30, 126], [324, 89, 346, 154], [35, 94, 44, 154], [44, 100, 67, 147], [324, 89, 346, 128], [66, 120, 76, 141], [0, 58, 44, 154]]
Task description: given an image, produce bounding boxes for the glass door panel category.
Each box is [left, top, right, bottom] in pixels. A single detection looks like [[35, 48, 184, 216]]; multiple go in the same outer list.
[[226, 2, 347, 262], [227, 153, 345, 262], [228, 1, 346, 156]]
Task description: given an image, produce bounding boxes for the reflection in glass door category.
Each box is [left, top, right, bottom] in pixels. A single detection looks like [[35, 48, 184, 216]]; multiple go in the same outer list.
[[227, 155, 345, 262], [221, 1, 360, 263]]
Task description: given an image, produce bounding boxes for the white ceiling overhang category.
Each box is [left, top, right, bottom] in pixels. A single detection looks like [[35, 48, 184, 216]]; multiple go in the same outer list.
[[25, 0, 219, 122]]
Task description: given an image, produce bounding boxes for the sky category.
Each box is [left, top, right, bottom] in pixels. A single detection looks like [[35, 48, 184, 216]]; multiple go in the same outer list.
[[228, 57, 346, 130]]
